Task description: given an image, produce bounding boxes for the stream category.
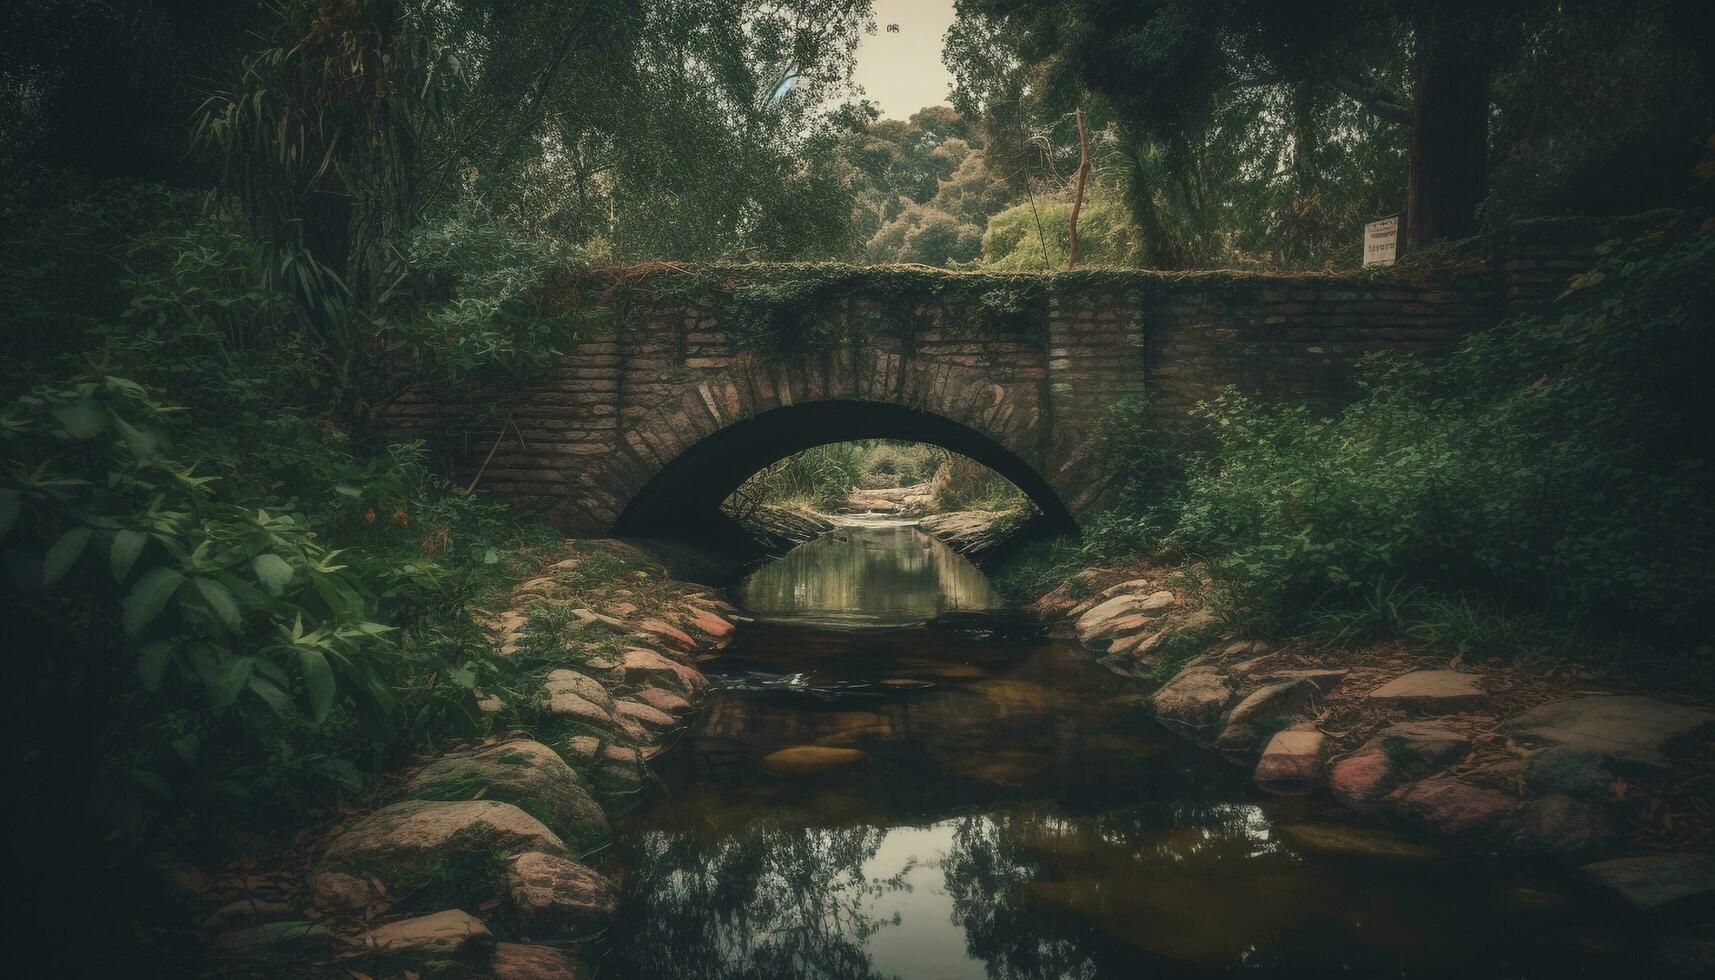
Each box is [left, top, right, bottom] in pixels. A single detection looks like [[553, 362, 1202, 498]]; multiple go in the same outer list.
[[594, 520, 1639, 978]]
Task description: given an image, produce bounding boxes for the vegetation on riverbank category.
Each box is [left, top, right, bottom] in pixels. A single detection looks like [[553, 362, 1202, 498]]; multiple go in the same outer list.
[[997, 206, 1715, 679]]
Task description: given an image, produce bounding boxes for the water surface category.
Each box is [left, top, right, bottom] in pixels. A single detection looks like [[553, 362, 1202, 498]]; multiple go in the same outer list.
[[596, 525, 1644, 978]]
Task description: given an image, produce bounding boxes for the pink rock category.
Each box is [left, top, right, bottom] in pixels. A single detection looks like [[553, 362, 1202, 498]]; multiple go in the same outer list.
[[1329, 747, 1395, 813], [619, 647, 707, 694], [680, 604, 735, 639], [635, 686, 692, 715], [1253, 728, 1328, 794], [492, 942, 580, 980], [615, 699, 677, 731], [1392, 775, 1524, 838], [1367, 670, 1486, 711], [634, 618, 696, 653], [505, 852, 617, 937]]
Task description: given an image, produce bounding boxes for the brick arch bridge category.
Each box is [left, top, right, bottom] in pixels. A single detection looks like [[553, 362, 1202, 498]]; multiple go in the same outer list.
[[385, 223, 1606, 539]]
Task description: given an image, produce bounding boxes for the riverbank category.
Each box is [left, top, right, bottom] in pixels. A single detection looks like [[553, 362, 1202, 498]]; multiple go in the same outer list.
[[1035, 558, 1715, 915], [168, 538, 738, 978]]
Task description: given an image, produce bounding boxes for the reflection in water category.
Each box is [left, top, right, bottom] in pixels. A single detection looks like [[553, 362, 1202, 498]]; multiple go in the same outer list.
[[596, 532, 1641, 979], [737, 519, 1002, 627]]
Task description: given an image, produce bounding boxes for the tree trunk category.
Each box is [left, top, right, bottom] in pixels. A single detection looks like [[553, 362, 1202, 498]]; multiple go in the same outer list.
[[1405, 2, 1494, 248]]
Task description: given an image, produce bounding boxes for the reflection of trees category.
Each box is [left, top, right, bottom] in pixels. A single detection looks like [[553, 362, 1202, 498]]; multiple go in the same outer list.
[[937, 803, 1299, 978], [738, 525, 1001, 623], [605, 822, 910, 980]]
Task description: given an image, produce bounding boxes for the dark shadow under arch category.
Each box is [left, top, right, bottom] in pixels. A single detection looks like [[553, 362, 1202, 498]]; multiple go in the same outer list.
[[611, 400, 1076, 541]]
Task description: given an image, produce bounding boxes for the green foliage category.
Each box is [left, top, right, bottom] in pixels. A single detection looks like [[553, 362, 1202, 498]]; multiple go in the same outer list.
[[981, 188, 1143, 270], [1167, 214, 1715, 642]]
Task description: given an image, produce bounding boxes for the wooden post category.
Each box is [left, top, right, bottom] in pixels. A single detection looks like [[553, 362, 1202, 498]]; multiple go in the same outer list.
[[1066, 107, 1090, 268]]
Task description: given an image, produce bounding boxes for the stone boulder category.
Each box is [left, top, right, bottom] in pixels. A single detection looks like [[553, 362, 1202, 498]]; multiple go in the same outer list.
[[1074, 592, 1174, 650], [1391, 775, 1523, 839], [634, 618, 696, 653], [1214, 678, 1320, 757], [1328, 747, 1397, 814], [619, 647, 708, 695], [1253, 728, 1328, 794], [1511, 794, 1615, 862], [1149, 667, 1234, 741], [541, 669, 615, 727], [403, 740, 609, 850], [1376, 722, 1472, 773], [1523, 745, 1615, 799], [313, 800, 565, 910], [1509, 695, 1715, 769], [1582, 853, 1715, 910], [492, 942, 581, 980], [505, 851, 618, 938], [364, 909, 494, 958], [634, 686, 692, 716], [1366, 670, 1486, 712], [614, 699, 677, 733]]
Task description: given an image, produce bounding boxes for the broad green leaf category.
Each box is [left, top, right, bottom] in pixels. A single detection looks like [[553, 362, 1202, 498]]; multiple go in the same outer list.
[[248, 676, 293, 717], [0, 489, 20, 539], [206, 657, 254, 714], [122, 567, 184, 637], [171, 733, 200, 764], [252, 553, 294, 595], [52, 398, 109, 439], [111, 529, 148, 582], [297, 647, 336, 723], [192, 577, 241, 631], [111, 413, 161, 461], [334, 484, 362, 498], [138, 641, 173, 691], [42, 526, 93, 586]]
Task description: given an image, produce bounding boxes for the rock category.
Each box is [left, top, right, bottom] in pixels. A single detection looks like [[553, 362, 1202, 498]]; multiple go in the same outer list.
[[1262, 668, 1348, 694], [1075, 592, 1174, 649], [505, 851, 618, 937], [492, 942, 581, 980], [614, 699, 677, 732], [635, 686, 692, 715], [1523, 745, 1614, 799], [1253, 728, 1327, 794], [1277, 822, 1441, 860], [1392, 775, 1523, 838], [619, 647, 707, 695], [1376, 722, 1472, 771], [1328, 747, 1396, 814], [760, 745, 865, 776], [1581, 853, 1715, 910], [1149, 667, 1233, 739], [1366, 670, 1486, 711], [1215, 679, 1319, 755], [634, 617, 695, 652], [1509, 695, 1715, 769], [314, 800, 565, 910], [403, 740, 609, 849], [365, 909, 494, 957], [202, 898, 296, 929], [557, 736, 645, 787], [214, 920, 335, 955], [679, 604, 735, 639], [1511, 794, 1615, 861], [1099, 578, 1157, 599], [542, 670, 615, 726]]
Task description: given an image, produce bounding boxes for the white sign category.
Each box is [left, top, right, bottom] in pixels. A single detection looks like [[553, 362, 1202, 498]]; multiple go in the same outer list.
[[1363, 215, 1399, 267]]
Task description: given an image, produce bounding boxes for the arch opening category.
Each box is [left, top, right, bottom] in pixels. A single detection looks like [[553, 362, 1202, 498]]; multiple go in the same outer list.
[[611, 401, 1075, 546]]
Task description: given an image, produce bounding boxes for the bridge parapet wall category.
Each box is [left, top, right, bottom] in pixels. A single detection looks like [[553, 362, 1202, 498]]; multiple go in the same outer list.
[[384, 228, 1615, 533]]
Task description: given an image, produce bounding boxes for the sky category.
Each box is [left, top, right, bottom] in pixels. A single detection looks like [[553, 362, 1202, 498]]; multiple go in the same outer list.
[[849, 0, 958, 121]]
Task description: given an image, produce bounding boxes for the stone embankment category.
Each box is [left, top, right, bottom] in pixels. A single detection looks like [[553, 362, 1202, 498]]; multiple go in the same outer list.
[[1053, 565, 1715, 918], [197, 539, 738, 977]]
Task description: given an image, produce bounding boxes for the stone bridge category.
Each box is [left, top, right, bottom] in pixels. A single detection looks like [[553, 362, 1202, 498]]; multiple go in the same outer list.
[[385, 219, 1613, 540]]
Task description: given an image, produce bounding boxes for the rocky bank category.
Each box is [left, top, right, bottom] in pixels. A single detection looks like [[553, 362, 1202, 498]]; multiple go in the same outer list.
[[1048, 562, 1715, 921]]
